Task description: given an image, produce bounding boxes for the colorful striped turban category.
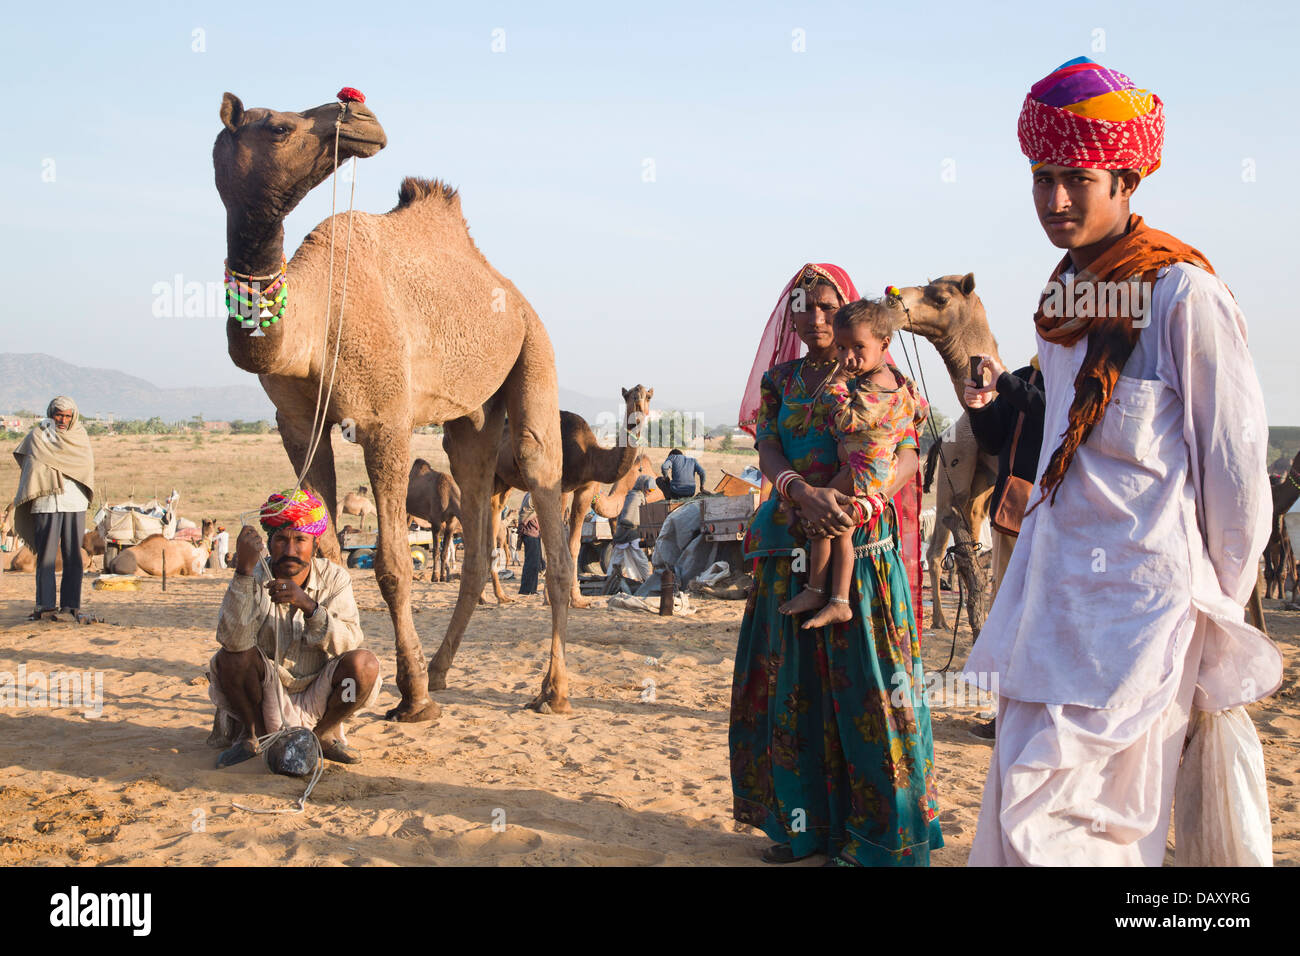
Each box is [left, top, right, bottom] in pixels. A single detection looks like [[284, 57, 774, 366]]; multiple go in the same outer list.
[[1018, 57, 1164, 177], [259, 489, 329, 537]]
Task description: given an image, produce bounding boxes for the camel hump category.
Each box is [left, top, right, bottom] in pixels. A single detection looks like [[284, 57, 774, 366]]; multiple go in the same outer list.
[[396, 176, 460, 210]]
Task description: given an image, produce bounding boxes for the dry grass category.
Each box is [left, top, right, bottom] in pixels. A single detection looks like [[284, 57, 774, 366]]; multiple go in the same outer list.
[[0, 433, 763, 528]]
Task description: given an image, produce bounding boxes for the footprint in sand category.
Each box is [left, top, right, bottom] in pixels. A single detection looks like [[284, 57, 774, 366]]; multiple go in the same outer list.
[[435, 827, 543, 857], [1269, 716, 1300, 736]]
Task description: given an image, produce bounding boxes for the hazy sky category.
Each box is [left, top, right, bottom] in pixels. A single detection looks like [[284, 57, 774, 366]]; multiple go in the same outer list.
[[4, 0, 1297, 425]]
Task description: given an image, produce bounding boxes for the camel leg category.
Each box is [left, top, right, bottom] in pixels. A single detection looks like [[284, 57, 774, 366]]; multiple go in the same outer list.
[[359, 423, 439, 724], [275, 409, 343, 565], [486, 489, 513, 604], [945, 501, 989, 639], [965, 475, 996, 634], [1248, 567, 1267, 635], [927, 527, 950, 631], [506, 324, 573, 714], [429, 402, 507, 691], [540, 490, 576, 609], [566, 483, 597, 608], [439, 523, 450, 583]]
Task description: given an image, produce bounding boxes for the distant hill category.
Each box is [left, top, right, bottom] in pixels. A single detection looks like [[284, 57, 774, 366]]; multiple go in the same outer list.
[[0, 353, 745, 430], [0, 353, 276, 421]]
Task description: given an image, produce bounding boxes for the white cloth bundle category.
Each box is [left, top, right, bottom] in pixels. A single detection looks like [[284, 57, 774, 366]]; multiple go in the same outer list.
[[1174, 707, 1272, 866]]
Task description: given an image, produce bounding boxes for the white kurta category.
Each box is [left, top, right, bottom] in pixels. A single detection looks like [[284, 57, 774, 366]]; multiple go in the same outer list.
[[965, 262, 1279, 712], [965, 261, 1281, 865]]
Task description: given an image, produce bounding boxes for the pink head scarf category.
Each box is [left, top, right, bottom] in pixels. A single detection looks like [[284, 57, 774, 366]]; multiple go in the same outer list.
[[738, 263, 926, 639], [738, 263, 860, 437]]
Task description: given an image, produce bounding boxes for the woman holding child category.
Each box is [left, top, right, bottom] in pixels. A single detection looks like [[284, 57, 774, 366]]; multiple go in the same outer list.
[[729, 263, 943, 866]]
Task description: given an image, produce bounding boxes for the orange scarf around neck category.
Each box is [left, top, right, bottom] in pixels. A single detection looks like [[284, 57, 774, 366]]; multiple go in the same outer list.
[[1032, 214, 1214, 506]]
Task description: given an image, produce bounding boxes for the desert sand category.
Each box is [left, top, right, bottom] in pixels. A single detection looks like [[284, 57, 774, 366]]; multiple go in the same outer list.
[[1, 434, 1297, 865]]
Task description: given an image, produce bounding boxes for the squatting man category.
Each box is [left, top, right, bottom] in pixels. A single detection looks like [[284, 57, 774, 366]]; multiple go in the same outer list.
[[207, 489, 382, 768]]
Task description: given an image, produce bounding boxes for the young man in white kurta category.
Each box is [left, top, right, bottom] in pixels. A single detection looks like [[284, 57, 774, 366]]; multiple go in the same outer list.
[[966, 262, 1278, 864], [964, 58, 1280, 865]]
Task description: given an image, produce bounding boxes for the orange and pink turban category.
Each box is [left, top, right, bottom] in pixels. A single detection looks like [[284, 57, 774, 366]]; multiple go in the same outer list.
[[1018, 57, 1164, 177], [260, 489, 329, 537]]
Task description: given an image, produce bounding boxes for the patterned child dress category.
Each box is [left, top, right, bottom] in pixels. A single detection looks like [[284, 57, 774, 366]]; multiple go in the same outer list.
[[825, 365, 928, 500]]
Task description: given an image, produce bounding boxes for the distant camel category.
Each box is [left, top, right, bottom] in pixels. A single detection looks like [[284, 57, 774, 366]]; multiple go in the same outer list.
[[407, 462, 461, 583], [1265, 451, 1300, 603], [496, 507, 517, 567], [7, 545, 93, 573], [485, 385, 653, 608], [112, 534, 203, 576], [341, 485, 377, 531], [1, 502, 15, 552]]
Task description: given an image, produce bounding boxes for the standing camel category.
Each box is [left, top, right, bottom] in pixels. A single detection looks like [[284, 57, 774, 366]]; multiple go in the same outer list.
[[340, 485, 377, 531], [407, 460, 461, 583], [1264, 451, 1300, 602], [923, 424, 995, 631], [214, 90, 575, 717], [887, 275, 1001, 635], [485, 386, 653, 607], [589, 454, 658, 521]]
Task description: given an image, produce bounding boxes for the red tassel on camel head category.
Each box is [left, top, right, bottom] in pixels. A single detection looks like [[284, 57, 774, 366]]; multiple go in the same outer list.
[[336, 87, 365, 104]]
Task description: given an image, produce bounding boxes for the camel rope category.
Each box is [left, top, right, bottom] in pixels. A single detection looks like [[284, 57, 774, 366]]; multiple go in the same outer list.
[[298, 102, 358, 493], [889, 294, 985, 671]]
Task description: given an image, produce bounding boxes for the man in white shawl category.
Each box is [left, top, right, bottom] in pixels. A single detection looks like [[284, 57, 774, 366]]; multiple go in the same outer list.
[[962, 58, 1280, 865], [11, 396, 96, 621]]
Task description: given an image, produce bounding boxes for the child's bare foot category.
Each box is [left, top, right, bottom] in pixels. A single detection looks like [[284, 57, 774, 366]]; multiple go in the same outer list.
[[803, 598, 853, 629], [778, 587, 826, 616]]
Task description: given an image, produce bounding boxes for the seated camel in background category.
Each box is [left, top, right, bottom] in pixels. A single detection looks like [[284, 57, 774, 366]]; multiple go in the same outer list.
[[110, 534, 204, 576]]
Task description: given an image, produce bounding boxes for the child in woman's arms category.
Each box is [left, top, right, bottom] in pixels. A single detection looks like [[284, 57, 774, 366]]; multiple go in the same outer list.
[[778, 299, 926, 628]]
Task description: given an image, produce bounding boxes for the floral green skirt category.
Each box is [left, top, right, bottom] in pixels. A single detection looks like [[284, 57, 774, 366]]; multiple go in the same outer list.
[[730, 512, 943, 865]]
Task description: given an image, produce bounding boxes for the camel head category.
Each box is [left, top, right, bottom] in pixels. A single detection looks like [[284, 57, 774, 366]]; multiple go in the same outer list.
[[213, 92, 387, 241], [884, 273, 1001, 407], [885, 274, 982, 341], [620, 384, 654, 440]]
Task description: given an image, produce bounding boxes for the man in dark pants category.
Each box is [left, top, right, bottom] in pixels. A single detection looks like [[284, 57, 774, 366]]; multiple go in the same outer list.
[[517, 495, 543, 595], [657, 448, 706, 499], [11, 396, 95, 622]]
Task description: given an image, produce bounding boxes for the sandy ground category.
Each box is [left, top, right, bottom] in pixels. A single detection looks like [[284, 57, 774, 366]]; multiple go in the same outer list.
[[2, 559, 1297, 867], [2, 433, 1298, 865]]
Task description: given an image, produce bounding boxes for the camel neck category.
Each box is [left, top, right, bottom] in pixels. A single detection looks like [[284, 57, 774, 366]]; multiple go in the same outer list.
[[904, 323, 1000, 408], [226, 211, 288, 278]]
